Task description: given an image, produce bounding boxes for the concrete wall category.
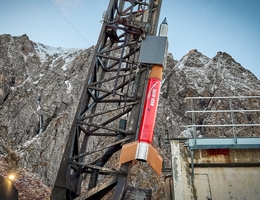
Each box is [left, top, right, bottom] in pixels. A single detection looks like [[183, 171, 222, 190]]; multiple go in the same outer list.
[[194, 167, 260, 200], [170, 140, 260, 200]]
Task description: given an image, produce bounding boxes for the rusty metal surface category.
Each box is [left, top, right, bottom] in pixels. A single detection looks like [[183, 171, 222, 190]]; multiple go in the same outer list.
[[194, 148, 260, 164]]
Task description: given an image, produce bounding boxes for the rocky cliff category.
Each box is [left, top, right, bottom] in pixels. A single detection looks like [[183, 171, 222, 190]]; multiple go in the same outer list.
[[0, 34, 94, 199], [0, 34, 259, 199]]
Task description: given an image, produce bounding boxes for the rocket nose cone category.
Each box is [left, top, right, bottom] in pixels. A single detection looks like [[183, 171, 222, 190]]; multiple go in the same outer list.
[[159, 17, 168, 36], [162, 17, 168, 25]]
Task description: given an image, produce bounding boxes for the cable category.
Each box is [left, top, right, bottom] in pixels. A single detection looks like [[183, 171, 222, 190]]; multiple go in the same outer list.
[[47, 0, 92, 46]]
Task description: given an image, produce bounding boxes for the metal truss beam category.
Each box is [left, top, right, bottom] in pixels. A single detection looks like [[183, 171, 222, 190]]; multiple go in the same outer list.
[[51, 0, 162, 199]]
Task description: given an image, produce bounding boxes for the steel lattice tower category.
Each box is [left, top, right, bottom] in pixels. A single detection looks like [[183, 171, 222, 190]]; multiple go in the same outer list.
[[51, 0, 162, 199]]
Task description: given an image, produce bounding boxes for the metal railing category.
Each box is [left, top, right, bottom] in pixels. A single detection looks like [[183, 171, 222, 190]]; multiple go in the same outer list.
[[184, 96, 260, 146], [184, 96, 260, 177]]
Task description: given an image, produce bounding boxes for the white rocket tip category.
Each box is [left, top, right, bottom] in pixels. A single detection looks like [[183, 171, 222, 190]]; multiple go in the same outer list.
[[159, 17, 168, 37]]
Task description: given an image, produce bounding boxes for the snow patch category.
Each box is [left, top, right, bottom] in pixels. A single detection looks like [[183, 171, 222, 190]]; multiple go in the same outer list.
[[181, 128, 193, 138], [65, 80, 72, 94], [22, 135, 40, 148], [33, 73, 45, 85], [33, 42, 84, 70], [181, 128, 202, 138]]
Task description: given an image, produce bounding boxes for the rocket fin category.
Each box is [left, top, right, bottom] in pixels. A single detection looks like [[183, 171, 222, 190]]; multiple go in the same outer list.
[[119, 141, 163, 176], [147, 144, 163, 176], [119, 141, 138, 164]]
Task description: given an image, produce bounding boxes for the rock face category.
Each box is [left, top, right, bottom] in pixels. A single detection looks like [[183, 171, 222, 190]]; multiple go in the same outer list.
[[0, 34, 94, 199], [0, 35, 259, 199], [158, 49, 260, 138]]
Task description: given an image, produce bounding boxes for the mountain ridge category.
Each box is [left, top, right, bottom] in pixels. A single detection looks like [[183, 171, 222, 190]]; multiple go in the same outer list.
[[0, 34, 259, 199]]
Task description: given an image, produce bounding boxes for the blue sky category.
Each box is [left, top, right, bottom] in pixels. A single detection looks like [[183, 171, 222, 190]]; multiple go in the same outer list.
[[1, 0, 259, 79]]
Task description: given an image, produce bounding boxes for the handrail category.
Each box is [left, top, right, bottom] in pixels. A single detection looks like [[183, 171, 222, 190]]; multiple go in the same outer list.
[[184, 96, 260, 178], [184, 96, 260, 146]]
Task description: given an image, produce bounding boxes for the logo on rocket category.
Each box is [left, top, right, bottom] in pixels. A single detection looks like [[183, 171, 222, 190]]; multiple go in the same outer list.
[[148, 82, 158, 107]]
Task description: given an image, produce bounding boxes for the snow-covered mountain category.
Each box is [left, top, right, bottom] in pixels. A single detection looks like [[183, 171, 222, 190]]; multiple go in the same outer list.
[[0, 34, 259, 199]]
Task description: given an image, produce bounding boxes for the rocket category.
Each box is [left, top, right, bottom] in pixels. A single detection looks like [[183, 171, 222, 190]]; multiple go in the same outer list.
[[119, 18, 168, 176], [159, 17, 168, 37]]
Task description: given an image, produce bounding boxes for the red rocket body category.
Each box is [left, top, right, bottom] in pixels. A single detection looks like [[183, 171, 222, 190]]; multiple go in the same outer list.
[[119, 18, 168, 176], [119, 66, 163, 175], [138, 77, 161, 144]]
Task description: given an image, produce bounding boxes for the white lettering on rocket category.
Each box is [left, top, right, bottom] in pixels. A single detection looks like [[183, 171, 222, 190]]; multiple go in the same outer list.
[[150, 89, 157, 106]]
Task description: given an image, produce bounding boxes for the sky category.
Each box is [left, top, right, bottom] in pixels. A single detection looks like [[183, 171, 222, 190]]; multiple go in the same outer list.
[[1, 0, 259, 79]]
